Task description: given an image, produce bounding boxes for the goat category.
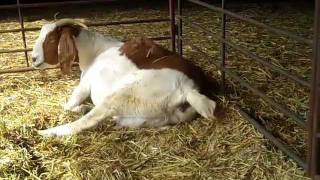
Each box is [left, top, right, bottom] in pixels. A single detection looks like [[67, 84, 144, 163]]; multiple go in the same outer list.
[[31, 19, 217, 136]]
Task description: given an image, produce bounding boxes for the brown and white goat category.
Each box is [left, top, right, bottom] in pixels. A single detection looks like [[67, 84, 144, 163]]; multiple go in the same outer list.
[[31, 19, 217, 136]]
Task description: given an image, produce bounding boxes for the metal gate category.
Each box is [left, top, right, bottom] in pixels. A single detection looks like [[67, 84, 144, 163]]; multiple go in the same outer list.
[[0, 0, 319, 179], [169, 0, 320, 179]]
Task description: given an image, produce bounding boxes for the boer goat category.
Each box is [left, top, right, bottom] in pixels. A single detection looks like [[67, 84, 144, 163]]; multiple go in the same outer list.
[[31, 19, 217, 136]]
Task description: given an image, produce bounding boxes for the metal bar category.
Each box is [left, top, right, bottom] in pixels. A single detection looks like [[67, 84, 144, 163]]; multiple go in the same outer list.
[[0, 27, 40, 34], [235, 106, 307, 170], [169, 0, 176, 52], [184, 41, 306, 127], [0, 0, 116, 10], [308, 0, 320, 177], [177, 0, 183, 56], [0, 67, 43, 74], [186, 0, 312, 46], [122, 36, 171, 42], [0, 18, 170, 34], [0, 48, 32, 54], [221, 0, 226, 91], [0, 64, 79, 74], [87, 18, 170, 27], [16, 0, 29, 67], [149, 36, 171, 41], [0, 36, 168, 74], [181, 19, 311, 88], [0, 35, 170, 55]]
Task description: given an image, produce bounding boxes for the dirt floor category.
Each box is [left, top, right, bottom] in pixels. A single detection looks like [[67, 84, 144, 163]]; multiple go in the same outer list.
[[0, 1, 313, 179]]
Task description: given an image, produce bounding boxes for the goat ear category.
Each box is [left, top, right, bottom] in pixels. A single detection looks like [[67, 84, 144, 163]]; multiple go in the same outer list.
[[150, 44, 168, 58], [134, 36, 145, 45], [58, 28, 78, 74], [43, 29, 59, 65]]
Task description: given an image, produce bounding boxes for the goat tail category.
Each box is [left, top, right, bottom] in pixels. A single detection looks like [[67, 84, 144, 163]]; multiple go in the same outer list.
[[184, 88, 216, 119]]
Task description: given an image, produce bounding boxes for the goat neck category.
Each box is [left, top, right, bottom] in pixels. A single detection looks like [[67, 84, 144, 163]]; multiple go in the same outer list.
[[75, 29, 123, 72]]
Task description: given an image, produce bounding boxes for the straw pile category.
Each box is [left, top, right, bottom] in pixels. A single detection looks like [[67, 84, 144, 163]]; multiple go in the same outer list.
[[0, 1, 311, 179]]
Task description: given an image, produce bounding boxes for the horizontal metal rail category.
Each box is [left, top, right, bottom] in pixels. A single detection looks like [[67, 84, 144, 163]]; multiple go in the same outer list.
[[187, 0, 313, 46], [0, 36, 171, 74], [86, 18, 170, 27], [179, 18, 311, 88], [0, 62, 81, 74], [0, 0, 116, 10], [0, 35, 171, 54], [235, 106, 307, 170], [183, 41, 306, 127], [0, 18, 170, 34], [0, 33, 170, 54], [0, 66, 59, 74], [0, 48, 32, 54], [0, 27, 40, 34], [0, 19, 170, 54]]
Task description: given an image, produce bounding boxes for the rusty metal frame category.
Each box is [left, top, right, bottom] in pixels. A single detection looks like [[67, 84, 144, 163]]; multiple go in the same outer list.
[[173, 0, 319, 178], [0, 0, 173, 74], [1, 0, 319, 178], [309, 0, 320, 178], [169, 0, 176, 52]]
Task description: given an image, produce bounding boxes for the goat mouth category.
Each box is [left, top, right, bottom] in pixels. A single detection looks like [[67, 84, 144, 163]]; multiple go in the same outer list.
[[33, 63, 43, 69], [33, 62, 59, 70]]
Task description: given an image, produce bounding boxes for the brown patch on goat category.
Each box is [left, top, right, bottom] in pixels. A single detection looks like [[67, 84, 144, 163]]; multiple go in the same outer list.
[[120, 37, 220, 97], [120, 37, 224, 119], [58, 27, 79, 74], [42, 25, 80, 74], [43, 29, 59, 65]]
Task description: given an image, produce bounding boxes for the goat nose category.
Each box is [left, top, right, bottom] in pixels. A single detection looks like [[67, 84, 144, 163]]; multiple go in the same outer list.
[[32, 57, 37, 63]]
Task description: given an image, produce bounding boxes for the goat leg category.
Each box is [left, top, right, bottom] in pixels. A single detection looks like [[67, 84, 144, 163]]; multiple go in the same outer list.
[[38, 103, 115, 137], [63, 78, 90, 111]]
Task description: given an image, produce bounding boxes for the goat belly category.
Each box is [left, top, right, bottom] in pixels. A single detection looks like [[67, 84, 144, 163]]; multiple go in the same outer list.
[[107, 69, 190, 116]]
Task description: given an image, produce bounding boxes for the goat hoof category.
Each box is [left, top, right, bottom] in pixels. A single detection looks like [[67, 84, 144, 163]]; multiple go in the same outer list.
[[38, 126, 73, 137], [63, 103, 73, 111], [111, 116, 125, 128], [38, 129, 55, 137], [112, 116, 121, 123], [73, 104, 91, 114]]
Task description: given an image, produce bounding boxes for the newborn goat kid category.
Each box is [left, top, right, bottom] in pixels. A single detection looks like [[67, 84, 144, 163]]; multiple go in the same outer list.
[[31, 19, 216, 136]]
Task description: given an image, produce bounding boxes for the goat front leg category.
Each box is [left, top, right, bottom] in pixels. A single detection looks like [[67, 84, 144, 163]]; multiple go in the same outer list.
[[39, 103, 115, 137], [63, 77, 90, 112]]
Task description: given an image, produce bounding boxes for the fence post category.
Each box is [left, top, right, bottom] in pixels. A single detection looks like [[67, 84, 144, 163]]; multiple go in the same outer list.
[[177, 0, 182, 56], [221, 0, 226, 92], [16, 0, 29, 67], [308, 0, 320, 178], [169, 0, 176, 52]]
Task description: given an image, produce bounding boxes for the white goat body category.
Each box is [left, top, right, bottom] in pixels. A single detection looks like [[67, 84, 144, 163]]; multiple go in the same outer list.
[[31, 19, 216, 136], [38, 47, 216, 136]]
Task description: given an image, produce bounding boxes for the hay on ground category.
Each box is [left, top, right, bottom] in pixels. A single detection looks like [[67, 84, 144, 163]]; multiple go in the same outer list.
[[0, 1, 311, 179]]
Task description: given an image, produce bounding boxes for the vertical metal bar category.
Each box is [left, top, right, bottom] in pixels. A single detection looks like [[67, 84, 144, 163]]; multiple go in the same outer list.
[[17, 0, 29, 67], [169, 0, 176, 52], [221, 0, 226, 91], [308, 0, 320, 178], [177, 0, 183, 56]]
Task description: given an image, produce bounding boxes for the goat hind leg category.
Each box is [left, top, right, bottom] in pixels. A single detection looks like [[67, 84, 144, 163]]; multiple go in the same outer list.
[[112, 115, 173, 128], [112, 116, 148, 128], [169, 106, 197, 125]]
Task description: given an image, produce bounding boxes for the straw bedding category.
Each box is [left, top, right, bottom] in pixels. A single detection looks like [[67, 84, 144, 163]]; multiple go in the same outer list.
[[0, 1, 311, 179]]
